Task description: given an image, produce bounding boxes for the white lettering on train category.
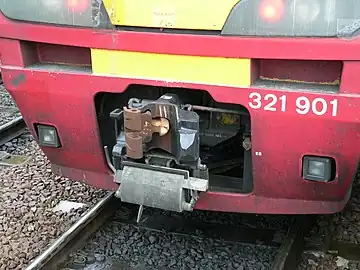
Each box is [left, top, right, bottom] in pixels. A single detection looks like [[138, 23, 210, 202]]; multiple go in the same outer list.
[[248, 92, 338, 117]]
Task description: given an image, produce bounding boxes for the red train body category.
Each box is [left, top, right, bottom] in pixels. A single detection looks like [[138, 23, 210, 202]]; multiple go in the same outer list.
[[1, 1, 360, 214]]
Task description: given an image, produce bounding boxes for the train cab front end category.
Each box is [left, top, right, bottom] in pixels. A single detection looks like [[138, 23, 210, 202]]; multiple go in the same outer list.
[[1, 0, 360, 214]]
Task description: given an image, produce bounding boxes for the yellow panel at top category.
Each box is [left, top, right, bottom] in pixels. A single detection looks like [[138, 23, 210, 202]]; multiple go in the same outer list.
[[102, 0, 240, 30], [91, 49, 252, 88]]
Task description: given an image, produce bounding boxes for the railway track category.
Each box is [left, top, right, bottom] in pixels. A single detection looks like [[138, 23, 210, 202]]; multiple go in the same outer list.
[[0, 81, 26, 146], [24, 193, 360, 270], [0, 85, 107, 269], [0, 87, 29, 167], [23, 195, 321, 270], [25, 192, 118, 270], [0, 116, 26, 146]]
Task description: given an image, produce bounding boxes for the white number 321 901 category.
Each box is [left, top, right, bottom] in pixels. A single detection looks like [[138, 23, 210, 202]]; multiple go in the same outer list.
[[248, 92, 338, 117]]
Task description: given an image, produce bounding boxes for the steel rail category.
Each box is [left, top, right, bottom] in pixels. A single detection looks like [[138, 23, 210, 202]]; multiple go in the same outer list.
[[0, 116, 27, 146], [270, 215, 316, 270], [0, 106, 19, 112], [25, 192, 117, 270]]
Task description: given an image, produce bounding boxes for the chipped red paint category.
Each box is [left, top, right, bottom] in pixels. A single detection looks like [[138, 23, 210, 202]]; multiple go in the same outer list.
[[1, 13, 360, 214]]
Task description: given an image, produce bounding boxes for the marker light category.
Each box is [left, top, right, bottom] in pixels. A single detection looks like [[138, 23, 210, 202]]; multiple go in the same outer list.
[[291, 0, 321, 23], [302, 156, 334, 182], [41, 0, 63, 10], [222, 0, 360, 37], [67, 0, 88, 12], [0, 0, 98, 27], [37, 125, 61, 148], [259, 0, 284, 22]]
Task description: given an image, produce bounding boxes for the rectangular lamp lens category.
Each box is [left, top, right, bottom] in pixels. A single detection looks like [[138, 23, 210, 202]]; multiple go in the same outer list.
[[308, 160, 326, 178], [38, 125, 60, 147], [303, 156, 333, 182]]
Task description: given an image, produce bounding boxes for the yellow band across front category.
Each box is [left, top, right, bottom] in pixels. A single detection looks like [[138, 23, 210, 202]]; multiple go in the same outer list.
[[91, 49, 252, 88]]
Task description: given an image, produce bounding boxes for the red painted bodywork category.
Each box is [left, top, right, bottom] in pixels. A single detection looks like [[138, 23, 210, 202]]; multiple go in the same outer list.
[[1, 13, 360, 214]]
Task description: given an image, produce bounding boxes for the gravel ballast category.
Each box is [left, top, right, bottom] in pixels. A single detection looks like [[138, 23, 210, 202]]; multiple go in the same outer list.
[[0, 134, 106, 270], [65, 220, 277, 270], [0, 84, 21, 126], [0, 84, 16, 107], [298, 172, 360, 269], [298, 252, 360, 270], [0, 84, 105, 269], [0, 111, 22, 126], [329, 174, 360, 245], [64, 173, 360, 270]]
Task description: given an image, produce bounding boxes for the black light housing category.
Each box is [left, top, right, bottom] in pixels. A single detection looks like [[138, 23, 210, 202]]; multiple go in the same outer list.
[[302, 156, 334, 182], [37, 124, 61, 148]]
